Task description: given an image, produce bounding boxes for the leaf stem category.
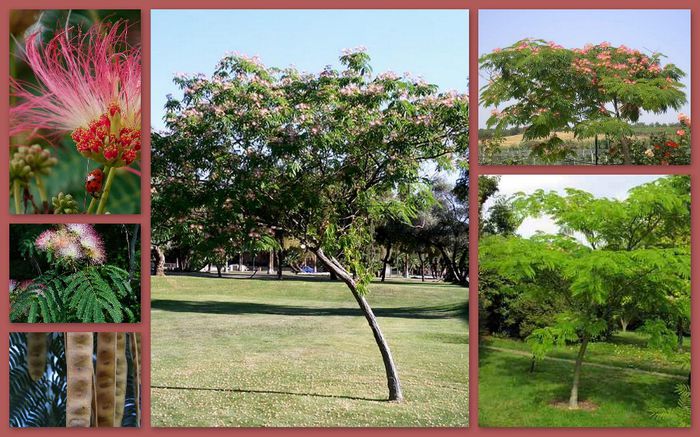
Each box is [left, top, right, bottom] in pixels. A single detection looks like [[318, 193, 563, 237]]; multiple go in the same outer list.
[[13, 180, 23, 214], [35, 175, 48, 212], [87, 197, 97, 215], [96, 166, 116, 214]]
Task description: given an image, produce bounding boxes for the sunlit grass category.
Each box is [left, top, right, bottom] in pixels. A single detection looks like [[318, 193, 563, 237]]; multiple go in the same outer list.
[[151, 273, 468, 427]]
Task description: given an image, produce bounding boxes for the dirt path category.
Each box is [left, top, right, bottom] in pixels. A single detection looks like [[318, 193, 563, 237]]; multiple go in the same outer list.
[[482, 346, 687, 380]]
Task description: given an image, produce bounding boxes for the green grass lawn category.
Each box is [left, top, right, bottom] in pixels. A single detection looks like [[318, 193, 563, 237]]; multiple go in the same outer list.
[[151, 273, 468, 427], [479, 335, 689, 427]]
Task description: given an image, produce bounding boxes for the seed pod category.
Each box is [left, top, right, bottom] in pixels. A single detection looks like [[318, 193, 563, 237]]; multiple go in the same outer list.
[[114, 333, 127, 426], [130, 333, 141, 426], [95, 333, 117, 426], [26, 332, 47, 381], [66, 333, 94, 427]]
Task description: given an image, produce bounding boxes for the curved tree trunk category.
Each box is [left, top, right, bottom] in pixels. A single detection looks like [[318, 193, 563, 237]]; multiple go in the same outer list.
[[569, 336, 589, 409], [314, 247, 403, 401], [152, 245, 165, 276]]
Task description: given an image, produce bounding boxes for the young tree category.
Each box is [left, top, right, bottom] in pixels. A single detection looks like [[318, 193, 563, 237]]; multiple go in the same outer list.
[[480, 176, 690, 409], [152, 49, 468, 401], [480, 39, 686, 163]]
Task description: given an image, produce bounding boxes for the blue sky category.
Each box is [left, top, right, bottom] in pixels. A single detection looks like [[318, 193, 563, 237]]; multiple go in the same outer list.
[[479, 9, 691, 128], [483, 175, 663, 238], [151, 9, 469, 131]]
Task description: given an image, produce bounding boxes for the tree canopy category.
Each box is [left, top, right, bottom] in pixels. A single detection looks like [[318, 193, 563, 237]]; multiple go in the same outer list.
[[480, 39, 687, 162]]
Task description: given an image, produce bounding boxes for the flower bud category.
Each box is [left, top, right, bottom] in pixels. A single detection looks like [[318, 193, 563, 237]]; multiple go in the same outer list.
[[52, 192, 80, 214]]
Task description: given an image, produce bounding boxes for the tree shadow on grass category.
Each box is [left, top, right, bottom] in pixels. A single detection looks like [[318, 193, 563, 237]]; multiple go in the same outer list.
[[162, 272, 465, 288], [150, 384, 386, 402], [478, 344, 682, 427], [152, 299, 467, 322]]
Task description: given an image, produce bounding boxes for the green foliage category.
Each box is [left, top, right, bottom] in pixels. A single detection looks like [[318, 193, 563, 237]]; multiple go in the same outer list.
[[10, 265, 135, 323], [10, 333, 66, 427], [649, 383, 690, 427], [526, 320, 579, 361], [639, 320, 678, 356]]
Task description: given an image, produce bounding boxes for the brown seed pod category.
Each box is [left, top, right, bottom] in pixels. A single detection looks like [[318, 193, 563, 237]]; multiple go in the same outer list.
[[114, 333, 127, 426], [26, 332, 47, 381], [130, 332, 141, 426], [66, 333, 94, 427], [95, 333, 117, 426]]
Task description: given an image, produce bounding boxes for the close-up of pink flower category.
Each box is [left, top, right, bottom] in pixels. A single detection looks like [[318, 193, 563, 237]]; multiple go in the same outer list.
[[34, 224, 106, 265], [10, 21, 141, 168], [35, 229, 56, 250]]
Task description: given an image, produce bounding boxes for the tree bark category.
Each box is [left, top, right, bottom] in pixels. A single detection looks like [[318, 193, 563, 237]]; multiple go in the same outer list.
[[380, 243, 392, 282], [418, 252, 425, 282], [620, 318, 628, 333], [277, 249, 284, 280], [152, 245, 165, 276], [569, 336, 589, 409], [313, 247, 403, 401]]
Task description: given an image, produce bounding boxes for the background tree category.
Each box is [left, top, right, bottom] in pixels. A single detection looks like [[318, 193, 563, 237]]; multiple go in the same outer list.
[[152, 48, 468, 401], [421, 177, 468, 285]]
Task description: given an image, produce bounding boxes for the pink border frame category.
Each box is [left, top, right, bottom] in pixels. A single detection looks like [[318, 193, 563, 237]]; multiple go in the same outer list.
[[1, 0, 696, 434]]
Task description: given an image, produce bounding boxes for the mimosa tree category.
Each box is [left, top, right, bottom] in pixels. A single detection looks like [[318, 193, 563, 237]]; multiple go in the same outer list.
[[152, 48, 468, 401], [480, 176, 690, 409], [480, 39, 686, 163]]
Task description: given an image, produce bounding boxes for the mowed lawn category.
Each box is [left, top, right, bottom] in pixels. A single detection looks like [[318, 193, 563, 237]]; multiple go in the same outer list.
[[479, 335, 689, 427], [151, 274, 468, 427]]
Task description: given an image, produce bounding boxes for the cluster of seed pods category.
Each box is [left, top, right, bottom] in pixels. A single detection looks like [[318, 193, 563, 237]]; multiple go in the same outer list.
[[25, 332, 141, 427]]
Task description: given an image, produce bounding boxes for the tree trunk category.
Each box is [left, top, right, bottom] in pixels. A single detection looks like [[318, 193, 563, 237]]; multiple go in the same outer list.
[[403, 254, 409, 278], [238, 253, 243, 271], [153, 245, 165, 276], [268, 249, 274, 275], [418, 253, 425, 282], [380, 243, 392, 282], [620, 318, 628, 333], [313, 247, 403, 401], [438, 245, 457, 283], [620, 136, 632, 165], [569, 336, 589, 409], [277, 249, 284, 280]]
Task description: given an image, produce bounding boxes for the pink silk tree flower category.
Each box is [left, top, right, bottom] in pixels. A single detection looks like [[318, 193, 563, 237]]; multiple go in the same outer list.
[[10, 21, 141, 168]]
